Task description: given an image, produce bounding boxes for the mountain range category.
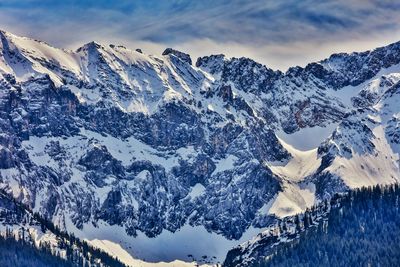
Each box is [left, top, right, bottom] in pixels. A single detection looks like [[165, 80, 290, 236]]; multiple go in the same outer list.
[[0, 29, 399, 266]]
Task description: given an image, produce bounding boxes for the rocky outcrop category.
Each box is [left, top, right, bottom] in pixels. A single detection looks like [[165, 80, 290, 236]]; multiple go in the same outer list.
[[162, 48, 192, 65]]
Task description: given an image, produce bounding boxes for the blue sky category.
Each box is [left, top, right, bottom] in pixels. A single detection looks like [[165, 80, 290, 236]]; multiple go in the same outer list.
[[1, 0, 400, 70]]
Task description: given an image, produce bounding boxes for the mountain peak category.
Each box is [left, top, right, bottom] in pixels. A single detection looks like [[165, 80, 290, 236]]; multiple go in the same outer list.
[[0, 29, 16, 45], [195, 54, 226, 74], [162, 48, 192, 65], [77, 41, 103, 53]]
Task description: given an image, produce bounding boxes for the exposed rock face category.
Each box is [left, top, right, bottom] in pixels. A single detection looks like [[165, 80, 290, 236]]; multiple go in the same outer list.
[[0, 29, 399, 254]]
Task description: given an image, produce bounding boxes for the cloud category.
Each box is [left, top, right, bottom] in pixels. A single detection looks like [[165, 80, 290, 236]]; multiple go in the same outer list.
[[0, 0, 399, 70]]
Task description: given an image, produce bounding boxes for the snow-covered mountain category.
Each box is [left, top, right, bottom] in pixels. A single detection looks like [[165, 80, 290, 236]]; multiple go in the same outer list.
[[0, 29, 399, 265]]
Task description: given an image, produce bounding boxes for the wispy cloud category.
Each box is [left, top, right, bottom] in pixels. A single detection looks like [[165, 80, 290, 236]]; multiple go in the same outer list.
[[0, 0, 399, 70]]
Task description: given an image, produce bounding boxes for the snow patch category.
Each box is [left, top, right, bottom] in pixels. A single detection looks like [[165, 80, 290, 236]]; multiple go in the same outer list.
[[268, 137, 321, 182], [188, 183, 206, 199], [268, 183, 316, 218], [214, 154, 238, 173], [276, 124, 337, 151]]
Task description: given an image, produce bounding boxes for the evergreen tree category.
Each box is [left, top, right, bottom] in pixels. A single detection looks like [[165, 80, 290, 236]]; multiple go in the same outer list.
[[256, 185, 400, 267]]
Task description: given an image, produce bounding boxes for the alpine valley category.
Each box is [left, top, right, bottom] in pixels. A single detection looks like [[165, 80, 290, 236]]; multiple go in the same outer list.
[[0, 29, 399, 266]]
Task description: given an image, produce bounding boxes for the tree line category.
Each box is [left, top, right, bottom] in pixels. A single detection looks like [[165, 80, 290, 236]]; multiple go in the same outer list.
[[0, 189, 127, 267]]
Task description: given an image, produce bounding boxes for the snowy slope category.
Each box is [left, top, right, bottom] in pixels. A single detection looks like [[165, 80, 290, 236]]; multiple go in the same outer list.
[[317, 80, 400, 189], [88, 239, 211, 267]]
